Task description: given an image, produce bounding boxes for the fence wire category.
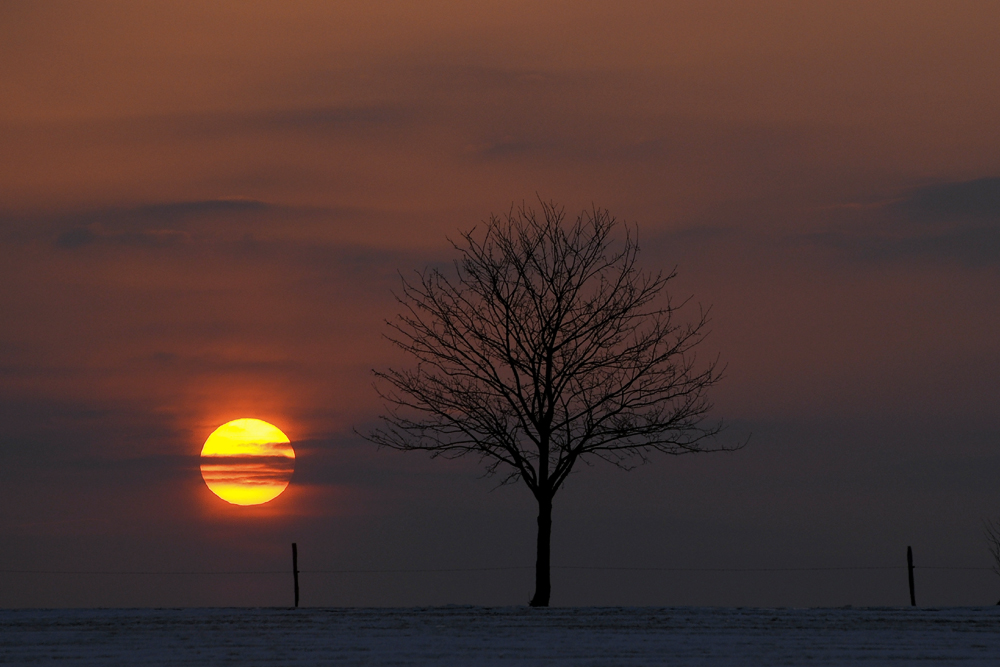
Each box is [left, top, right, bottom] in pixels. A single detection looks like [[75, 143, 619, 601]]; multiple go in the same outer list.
[[0, 565, 993, 575]]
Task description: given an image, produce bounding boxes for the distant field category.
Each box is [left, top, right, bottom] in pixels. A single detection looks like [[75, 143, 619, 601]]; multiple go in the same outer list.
[[2, 606, 999, 665]]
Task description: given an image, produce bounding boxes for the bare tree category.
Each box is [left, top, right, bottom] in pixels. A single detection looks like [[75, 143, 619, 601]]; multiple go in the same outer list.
[[366, 201, 736, 606], [984, 518, 1000, 604]]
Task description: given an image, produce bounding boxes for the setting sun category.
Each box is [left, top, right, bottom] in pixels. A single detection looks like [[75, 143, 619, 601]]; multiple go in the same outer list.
[[200, 419, 295, 506]]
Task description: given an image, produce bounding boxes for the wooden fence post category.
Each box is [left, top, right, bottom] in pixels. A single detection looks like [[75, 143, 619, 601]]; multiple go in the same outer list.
[[292, 542, 300, 608], [907, 545, 915, 607]]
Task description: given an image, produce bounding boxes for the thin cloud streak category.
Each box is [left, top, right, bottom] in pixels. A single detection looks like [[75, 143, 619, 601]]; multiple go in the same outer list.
[[799, 177, 1000, 266]]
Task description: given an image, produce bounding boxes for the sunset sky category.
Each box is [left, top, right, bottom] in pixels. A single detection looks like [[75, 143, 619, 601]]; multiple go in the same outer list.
[[3, 1, 1000, 607]]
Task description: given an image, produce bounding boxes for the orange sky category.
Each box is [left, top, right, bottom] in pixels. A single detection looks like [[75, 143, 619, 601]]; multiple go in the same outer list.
[[2, 1, 1000, 607]]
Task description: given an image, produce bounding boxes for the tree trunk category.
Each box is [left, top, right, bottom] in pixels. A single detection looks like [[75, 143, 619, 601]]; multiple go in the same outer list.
[[529, 495, 552, 607]]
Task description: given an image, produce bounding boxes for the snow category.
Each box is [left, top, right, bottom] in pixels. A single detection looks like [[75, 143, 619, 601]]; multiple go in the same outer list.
[[2, 606, 999, 665]]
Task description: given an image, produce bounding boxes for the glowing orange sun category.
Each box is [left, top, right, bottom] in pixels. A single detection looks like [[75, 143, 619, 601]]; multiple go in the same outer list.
[[200, 418, 295, 505]]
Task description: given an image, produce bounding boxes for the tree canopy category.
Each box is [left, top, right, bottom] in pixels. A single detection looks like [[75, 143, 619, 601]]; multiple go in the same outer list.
[[367, 201, 734, 605]]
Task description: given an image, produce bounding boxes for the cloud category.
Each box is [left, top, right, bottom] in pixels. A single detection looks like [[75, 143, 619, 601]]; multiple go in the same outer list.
[[55, 227, 192, 249], [805, 225, 1000, 266], [254, 105, 417, 134], [0, 198, 449, 284], [124, 198, 276, 222], [891, 177, 1000, 223], [7, 103, 423, 146], [47, 199, 280, 249], [0, 394, 181, 469], [804, 177, 1000, 266], [18, 198, 294, 249], [54, 227, 100, 249], [55, 198, 284, 229]]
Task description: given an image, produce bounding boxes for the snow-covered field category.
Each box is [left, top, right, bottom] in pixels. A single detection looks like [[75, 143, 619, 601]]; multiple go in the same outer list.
[[2, 606, 999, 665]]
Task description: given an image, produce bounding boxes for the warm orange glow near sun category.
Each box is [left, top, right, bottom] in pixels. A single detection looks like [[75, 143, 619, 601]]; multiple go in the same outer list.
[[200, 418, 295, 506]]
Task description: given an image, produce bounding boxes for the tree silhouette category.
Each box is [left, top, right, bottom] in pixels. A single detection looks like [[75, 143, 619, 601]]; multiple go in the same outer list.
[[367, 201, 735, 606], [984, 518, 1000, 604]]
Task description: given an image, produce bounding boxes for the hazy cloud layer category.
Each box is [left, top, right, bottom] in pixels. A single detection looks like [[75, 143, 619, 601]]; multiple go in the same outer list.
[[894, 177, 1000, 223], [802, 178, 1000, 265]]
